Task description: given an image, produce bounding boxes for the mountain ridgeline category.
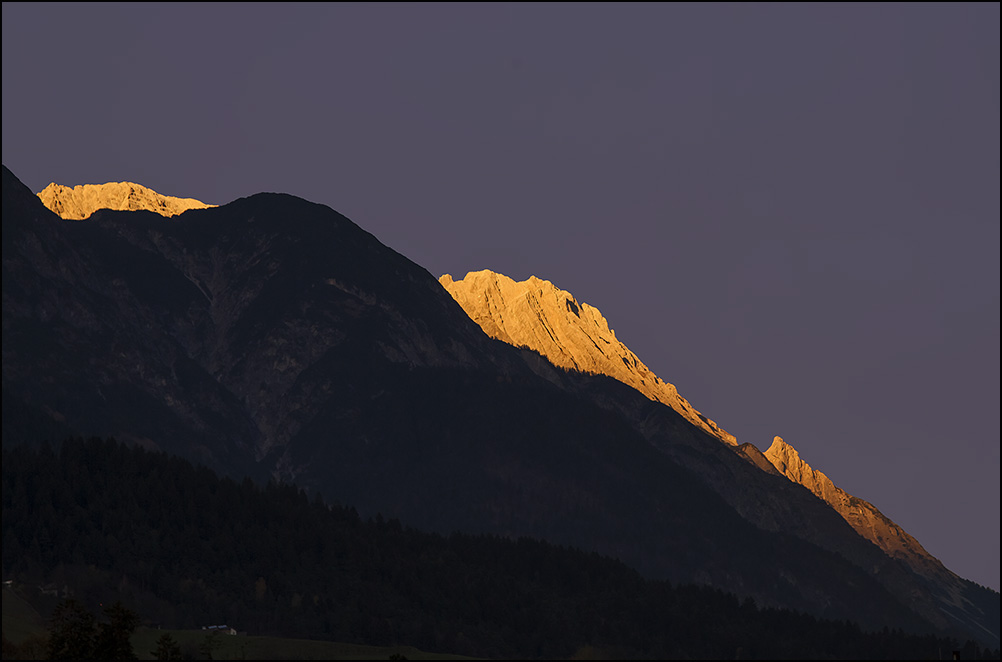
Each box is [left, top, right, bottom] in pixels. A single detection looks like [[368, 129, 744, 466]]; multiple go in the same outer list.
[[36, 180, 216, 220], [439, 270, 737, 445], [3, 165, 998, 650], [440, 269, 999, 646]]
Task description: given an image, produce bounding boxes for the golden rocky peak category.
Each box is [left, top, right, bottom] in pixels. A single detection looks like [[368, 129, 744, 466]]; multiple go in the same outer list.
[[440, 269, 737, 445], [37, 180, 215, 220]]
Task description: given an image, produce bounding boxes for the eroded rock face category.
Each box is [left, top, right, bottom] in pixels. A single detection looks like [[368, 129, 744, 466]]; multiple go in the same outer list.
[[37, 181, 215, 220], [440, 270, 737, 445], [764, 436, 847, 508]]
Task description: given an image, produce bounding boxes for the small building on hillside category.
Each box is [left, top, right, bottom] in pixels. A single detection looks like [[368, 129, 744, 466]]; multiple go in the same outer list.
[[201, 624, 237, 635]]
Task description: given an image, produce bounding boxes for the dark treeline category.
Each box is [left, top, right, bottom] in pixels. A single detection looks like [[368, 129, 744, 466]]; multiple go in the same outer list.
[[2, 438, 997, 660]]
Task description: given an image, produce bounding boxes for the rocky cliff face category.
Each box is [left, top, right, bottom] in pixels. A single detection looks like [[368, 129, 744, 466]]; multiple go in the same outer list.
[[37, 180, 215, 220], [440, 270, 736, 445], [764, 436, 845, 507]]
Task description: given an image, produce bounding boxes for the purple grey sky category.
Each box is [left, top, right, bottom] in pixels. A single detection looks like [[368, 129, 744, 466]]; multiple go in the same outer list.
[[3, 3, 999, 592]]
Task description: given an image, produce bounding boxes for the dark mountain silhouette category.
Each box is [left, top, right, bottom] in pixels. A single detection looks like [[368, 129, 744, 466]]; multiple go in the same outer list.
[[2, 165, 998, 647]]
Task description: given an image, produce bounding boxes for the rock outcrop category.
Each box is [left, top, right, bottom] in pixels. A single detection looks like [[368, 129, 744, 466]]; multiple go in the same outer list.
[[764, 436, 847, 508], [440, 270, 736, 445], [764, 435, 992, 640], [764, 436, 948, 578], [37, 181, 215, 220]]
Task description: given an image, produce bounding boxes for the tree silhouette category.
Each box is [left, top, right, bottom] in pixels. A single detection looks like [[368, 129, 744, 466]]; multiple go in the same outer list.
[[198, 631, 221, 660], [47, 598, 96, 660], [45, 598, 139, 660], [95, 601, 140, 660], [151, 632, 182, 660]]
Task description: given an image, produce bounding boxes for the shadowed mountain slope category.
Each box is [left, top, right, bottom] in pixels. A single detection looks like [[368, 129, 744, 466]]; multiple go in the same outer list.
[[2, 166, 997, 645]]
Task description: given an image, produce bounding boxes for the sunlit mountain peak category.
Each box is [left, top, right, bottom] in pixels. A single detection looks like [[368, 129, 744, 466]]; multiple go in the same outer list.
[[440, 269, 737, 445], [37, 180, 215, 220]]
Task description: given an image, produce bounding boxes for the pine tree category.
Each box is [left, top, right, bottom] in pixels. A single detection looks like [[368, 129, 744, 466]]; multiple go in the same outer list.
[[47, 598, 96, 660], [151, 632, 182, 660], [95, 601, 140, 660]]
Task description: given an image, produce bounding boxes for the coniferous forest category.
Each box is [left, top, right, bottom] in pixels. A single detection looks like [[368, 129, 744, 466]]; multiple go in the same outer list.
[[3, 437, 998, 660]]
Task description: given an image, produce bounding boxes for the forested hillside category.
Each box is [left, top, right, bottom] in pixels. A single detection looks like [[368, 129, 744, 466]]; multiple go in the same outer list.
[[3, 438, 996, 660]]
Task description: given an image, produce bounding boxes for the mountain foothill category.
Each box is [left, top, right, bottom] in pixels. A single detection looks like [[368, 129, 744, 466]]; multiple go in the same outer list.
[[2, 165, 998, 658]]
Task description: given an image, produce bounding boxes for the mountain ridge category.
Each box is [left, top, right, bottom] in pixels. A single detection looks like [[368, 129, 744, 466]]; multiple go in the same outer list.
[[4, 167, 998, 647], [440, 270, 736, 445], [764, 435, 944, 577], [763, 435, 993, 640], [438, 270, 954, 576], [36, 180, 215, 220], [439, 268, 999, 645]]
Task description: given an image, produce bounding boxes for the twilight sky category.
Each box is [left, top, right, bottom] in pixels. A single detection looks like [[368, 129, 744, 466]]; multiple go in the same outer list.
[[3, 3, 999, 592]]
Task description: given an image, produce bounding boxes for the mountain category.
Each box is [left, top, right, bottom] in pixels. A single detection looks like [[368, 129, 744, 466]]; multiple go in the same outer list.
[[763, 436, 996, 642], [36, 180, 215, 220], [442, 269, 1000, 646], [765, 435, 943, 576], [439, 270, 736, 445], [438, 271, 961, 573], [2, 166, 998, 647]]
